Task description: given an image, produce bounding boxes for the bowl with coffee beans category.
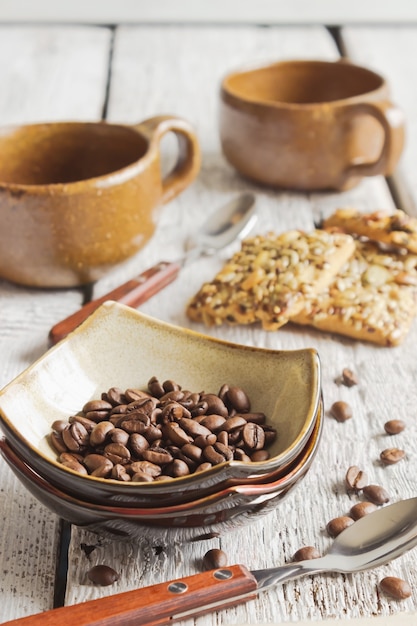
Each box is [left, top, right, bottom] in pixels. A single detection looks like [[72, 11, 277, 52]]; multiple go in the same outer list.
[[0, 398, 322, 542], [0, 301, 322, 512]]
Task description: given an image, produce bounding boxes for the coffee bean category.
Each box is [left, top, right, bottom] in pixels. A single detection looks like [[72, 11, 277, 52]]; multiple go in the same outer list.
[[130, 461, 161, 478], [125, 388, 150, 403], [345, 465, 368, 492], [203, 442, 233, 464], [234, 449, 252, 462], [89, 421, 114, 446], [147, 376, 165, 398], [61, 457, 88, 474], [50, 431, 68, 454], [166, 458, 190, 477], [199, 414, 227, 433], [163, 422, 190, 447], [111, 464, 131, 481], [379, 576, 412, 600], [362, 484, 390, 505], [194, 433, 217, 448], [163, 379, 181, 393], [222, 416, 247, 433], [202, 548, 228, 570], [195, 462, 212, 473], [349, 501, 377, 520], [243, 412, 267, 425], [142, 447, 173, 465], [292, 546, 321, 561], [223, 386, 251, 413], [84, 454, 110, 472], [179, 417, 212, 439], [83, 400, 113, 414], [251, 449, 270, 462], [104, 443, 131, 465], [110, 428, 130, 446], [326, 516, 354, 538], [87, 564, 119, 586], [384, 419, 406, 435], [51, 419, 69, 433], [201, 394, 228, 417], [181, 443, 203, 463], [242, 422, 265, 451], [131, 470, 154, 482], [341, 368, 358, 387], [380, 448, 406, 465], [129, 433, 150, 456], [91, 459, 113, 478], [69, 414, 96, 433], [329, 401, 352, 422], [105, 387, 127, 406], [62, 422, 89, 452]]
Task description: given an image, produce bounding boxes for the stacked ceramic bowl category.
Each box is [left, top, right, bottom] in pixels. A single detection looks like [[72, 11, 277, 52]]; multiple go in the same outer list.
[[0, 302, 323, 544]]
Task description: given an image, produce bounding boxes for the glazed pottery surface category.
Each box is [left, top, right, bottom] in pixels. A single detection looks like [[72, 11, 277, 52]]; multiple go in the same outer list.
[[220, 59, 405, 191], [0, 301, 321, 504], [0, 115, 200, 286], [0, 401, 322, 543]]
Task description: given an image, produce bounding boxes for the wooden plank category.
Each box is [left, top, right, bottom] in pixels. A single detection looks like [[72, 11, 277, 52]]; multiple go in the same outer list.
[[340, 25, 417, 215], [60, 24, 417, 626], [0, 25, 112, 622]]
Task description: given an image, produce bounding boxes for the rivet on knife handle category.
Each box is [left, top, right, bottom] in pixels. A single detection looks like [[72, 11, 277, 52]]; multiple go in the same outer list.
[[48, 261, 181, 346], [2, 565, 258, 626]]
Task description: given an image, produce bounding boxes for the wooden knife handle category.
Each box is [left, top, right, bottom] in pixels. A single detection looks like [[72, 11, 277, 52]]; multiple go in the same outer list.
[[48, 261, 181, 346], [3, 565, 258, 626]]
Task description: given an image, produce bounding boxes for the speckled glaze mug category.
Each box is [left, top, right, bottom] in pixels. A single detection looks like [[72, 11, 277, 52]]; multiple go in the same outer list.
[[0, 115, 201, 287], [219, 59, 405, 191]]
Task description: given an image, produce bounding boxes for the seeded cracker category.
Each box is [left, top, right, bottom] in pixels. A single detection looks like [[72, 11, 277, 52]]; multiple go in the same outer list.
[[186, 230, 355, 330], [323, 208, 417, 253], [292, 240, 417, 346]]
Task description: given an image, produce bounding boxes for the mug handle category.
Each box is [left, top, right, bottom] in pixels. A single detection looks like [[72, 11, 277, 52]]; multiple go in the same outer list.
[[340, 100, 405, 186], [134, 115, 201, 204]]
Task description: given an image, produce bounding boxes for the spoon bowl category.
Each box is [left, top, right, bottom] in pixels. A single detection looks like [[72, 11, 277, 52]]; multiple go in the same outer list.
[[253, 497, 417, 590]]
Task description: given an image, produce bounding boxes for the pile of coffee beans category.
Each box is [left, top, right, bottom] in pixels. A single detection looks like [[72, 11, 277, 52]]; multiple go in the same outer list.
[[50, 377, 277, 482]]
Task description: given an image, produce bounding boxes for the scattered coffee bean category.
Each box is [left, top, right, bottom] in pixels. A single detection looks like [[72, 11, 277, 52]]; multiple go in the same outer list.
[[329, 401, 352, 423], [326, 516, 354, 538], [345, 465, 368, 493], [50, 378, 278, 482], [349, 501, 377, 520], [384, 419, 406, 435], [292, 546, 321, 561], [202, 548, 228, 570], [379, 576, 412, 600], [362, 484, 390, 505], [380, 448, 406, 465], [87, 564, 119, 586], [341, 368, 359, 387]]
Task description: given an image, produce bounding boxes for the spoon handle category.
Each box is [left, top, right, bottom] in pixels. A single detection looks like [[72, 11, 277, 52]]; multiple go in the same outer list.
[[48, 261, 181, 346], [2, 565, 258, 626]]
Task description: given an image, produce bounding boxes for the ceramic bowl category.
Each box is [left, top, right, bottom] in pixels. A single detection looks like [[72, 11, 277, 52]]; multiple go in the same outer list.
[[0, 402, 322, 544], [0, 301, 321, 505]]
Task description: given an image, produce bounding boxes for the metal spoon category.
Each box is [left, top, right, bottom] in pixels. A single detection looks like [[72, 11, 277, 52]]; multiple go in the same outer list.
[[6, 498, 417, 626], [48, 193, 256, 345]]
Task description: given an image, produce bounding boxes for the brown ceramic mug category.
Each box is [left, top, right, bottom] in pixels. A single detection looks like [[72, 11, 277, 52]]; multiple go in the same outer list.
[[219, 59, 405, 191], [0, 115, 200, 287]]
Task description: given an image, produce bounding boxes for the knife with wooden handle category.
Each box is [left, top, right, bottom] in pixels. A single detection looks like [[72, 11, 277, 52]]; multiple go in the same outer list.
[[2, 565, 258, 625]]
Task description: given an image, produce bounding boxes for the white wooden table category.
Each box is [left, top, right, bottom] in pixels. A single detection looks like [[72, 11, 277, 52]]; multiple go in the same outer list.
[[1, 20, 417, 625]]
